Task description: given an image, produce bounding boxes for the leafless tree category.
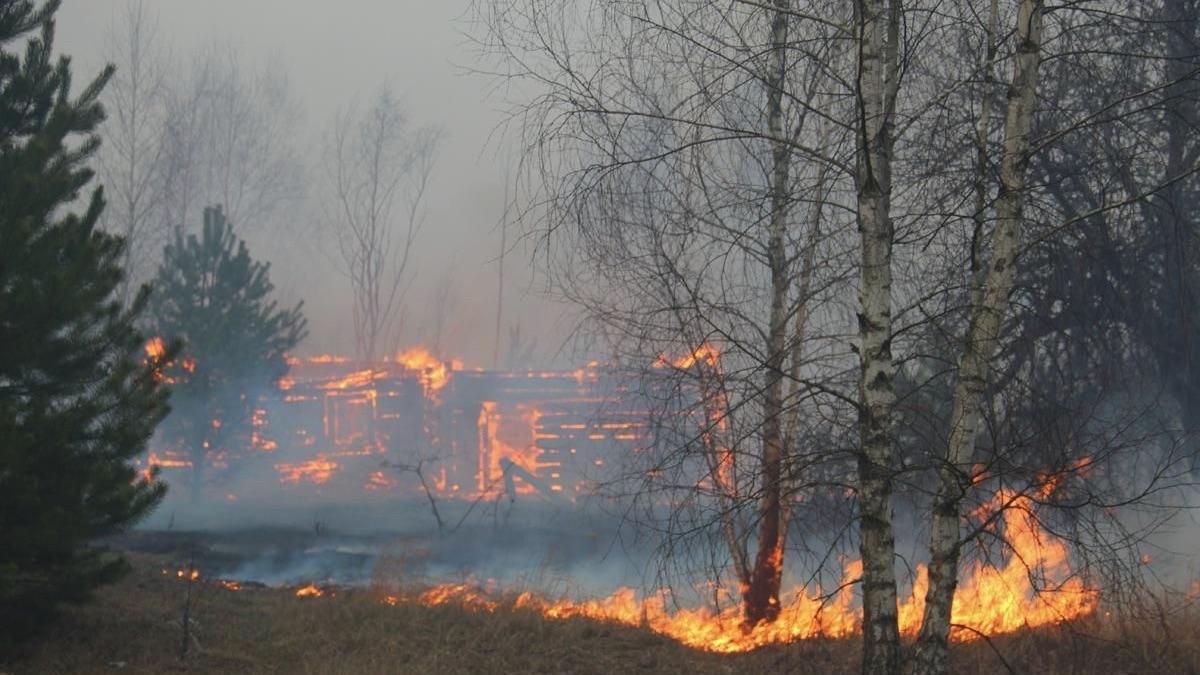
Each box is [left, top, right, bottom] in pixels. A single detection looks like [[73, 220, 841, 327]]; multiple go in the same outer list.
[[159, 47, 305, 237], [97, 1, 305, 290], [322, 88, 440, 363], [97, 0, 171, 302], [476, 0, 860, 629]]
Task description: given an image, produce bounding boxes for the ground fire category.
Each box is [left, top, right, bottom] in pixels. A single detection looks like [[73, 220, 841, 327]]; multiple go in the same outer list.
[[368, 482, 1096, 653]]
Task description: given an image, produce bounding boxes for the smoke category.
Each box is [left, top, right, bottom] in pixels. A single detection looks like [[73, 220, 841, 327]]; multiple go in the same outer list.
[[141, 492, 659, 600]]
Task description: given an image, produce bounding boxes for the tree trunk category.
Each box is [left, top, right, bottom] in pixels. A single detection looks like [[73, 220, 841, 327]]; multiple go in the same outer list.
[[854, 1, 902, 672], [743, 0, 794, 630], [912, 3, 1045, 673]]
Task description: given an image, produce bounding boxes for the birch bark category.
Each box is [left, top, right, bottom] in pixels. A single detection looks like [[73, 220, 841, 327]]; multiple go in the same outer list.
[[913, 3, 1045, 673], [854, 0, 902, 672]]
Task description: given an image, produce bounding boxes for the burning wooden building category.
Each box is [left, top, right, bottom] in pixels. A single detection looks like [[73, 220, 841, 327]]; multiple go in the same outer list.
[[146, 348, 659, 502]]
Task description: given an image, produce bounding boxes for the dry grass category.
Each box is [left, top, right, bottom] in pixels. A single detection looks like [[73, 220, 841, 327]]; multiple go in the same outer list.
[[3, 554, 1197, 675]]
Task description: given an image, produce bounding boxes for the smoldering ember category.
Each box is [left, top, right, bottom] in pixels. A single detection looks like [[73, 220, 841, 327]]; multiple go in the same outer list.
[[2, 1, 1199, 675]]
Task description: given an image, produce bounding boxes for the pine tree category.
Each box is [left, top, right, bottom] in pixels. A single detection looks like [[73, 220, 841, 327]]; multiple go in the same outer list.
[[149, 206, 307, 495], [0, 0, 171, 645]]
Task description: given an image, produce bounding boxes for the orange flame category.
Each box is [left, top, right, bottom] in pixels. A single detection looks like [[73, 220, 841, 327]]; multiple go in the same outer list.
[[275, 457, 339, 485], [295, 583, 325, 598], [145, 336, 167, 361], [655, 343, 722, 370], [905, 488, 1099, 639], [477, 401, 549, 493], [144, 336, 185, 384], [306, 354, 350, 364], [392, 486, 1096, 653], [321, 368, 384, 391], [420, 583, 499, 612], [395, 346, 450, 393]]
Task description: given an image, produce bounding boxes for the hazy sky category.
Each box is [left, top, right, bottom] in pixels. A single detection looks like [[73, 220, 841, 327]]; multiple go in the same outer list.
[[55, 0, 567, 366]]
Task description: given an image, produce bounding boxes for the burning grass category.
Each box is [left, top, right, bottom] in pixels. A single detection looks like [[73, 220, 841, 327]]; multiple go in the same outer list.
[[3, 554, 1198, 675]]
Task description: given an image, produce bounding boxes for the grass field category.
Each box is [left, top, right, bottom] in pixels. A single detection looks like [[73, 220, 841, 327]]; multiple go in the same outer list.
[[3, 553, 1197, 674]]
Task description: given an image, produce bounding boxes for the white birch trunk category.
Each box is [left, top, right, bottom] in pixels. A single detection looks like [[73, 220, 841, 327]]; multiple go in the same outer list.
[[854, 1, 902, 672], [913, 3, 1045, 673]]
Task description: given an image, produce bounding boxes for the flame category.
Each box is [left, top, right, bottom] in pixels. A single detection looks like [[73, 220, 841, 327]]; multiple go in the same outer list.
[[321, 368, 384, 390], [385, 486, 1096, 653], [420, 583, 499, 612], [295, 583, 325, 598], [139, 449, 193, 482], [145, 336, 167, 361], [655, 343, 721, 370], [144, 336, 184, 384], [477, 401, 550, 493], [306, 354, 350, 364], [395, 346, 450, 393], [903, 488, 1099, 639]]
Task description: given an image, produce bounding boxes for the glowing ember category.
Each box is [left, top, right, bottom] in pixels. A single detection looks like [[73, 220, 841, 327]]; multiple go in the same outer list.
[[275, 457, 340, 485], [163, 568, 200, 581], [365, 470, 396, 491]]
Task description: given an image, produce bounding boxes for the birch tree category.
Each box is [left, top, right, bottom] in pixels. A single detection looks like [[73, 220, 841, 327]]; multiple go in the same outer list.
[[913, 2, 1045, 673], [850, 0, 903, 670]]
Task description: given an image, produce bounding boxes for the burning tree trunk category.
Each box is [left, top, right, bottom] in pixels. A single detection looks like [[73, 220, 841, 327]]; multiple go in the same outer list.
[[475, 0, 852, 642], [853, 0, 902, 672], [913, 2, 1045, 674], [741, 0, 795, 630]]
